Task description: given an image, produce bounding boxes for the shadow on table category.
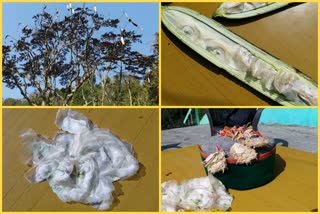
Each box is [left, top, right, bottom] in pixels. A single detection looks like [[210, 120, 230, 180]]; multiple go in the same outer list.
[[272, 139, 288, 178], [161, 143, 182, 151], [162, 87, 233, 105], [274, 154, 286, 179], [109, 163, 146, 210], [110, 182, 124, 210], [273, 138, 289, 178], [162, 25, 279, 106], [273, 138, 289, 147]]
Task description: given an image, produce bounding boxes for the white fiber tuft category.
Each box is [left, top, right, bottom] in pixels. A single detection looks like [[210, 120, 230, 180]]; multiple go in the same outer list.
[[21, 109, 139, 210]]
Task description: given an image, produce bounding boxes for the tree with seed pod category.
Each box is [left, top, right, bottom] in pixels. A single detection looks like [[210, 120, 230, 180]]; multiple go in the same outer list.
[[3, 5, 157, 106]]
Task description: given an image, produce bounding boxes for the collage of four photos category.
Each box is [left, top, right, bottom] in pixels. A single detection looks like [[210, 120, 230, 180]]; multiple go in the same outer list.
[[2, 1, 318, 212]]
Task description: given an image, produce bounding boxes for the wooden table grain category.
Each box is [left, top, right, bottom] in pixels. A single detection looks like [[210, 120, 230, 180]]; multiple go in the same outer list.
[[3, 108, 159, 211], [161, 3, 317, 106]]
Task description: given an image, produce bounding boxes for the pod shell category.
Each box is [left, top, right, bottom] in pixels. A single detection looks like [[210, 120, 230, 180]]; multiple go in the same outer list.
[[162, 6, 317, 106], [214, 2, 290, 19]]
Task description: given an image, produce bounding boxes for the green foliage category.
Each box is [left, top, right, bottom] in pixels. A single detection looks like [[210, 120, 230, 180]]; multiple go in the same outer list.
[[3, 98, 28, 106], [162, 109, 207, 130], [70, 80, 100, 106], [143, 68, 159, 105], [162, 109, 190, 130]]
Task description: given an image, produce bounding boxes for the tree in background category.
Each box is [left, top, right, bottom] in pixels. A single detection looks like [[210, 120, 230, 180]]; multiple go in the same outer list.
[[3, 5, 158, 106], [143, 32, 159, 105]]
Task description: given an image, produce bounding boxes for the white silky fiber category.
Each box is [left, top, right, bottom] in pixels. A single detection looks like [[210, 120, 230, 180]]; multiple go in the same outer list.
[[162, 174, 233, 212], [21, 109, 139, 210]]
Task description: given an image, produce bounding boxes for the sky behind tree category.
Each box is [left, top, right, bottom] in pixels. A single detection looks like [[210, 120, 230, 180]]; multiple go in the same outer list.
[[2, 2, 158, 99]]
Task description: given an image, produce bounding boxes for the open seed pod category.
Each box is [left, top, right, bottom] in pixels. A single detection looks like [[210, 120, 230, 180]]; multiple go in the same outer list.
[[162, 6, 318, 106], [214, 2, 290, 19]]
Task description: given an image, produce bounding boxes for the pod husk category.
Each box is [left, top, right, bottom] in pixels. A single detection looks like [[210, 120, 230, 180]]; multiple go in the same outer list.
[[161, 6, 317, 106], [214, 3, 290, 19]]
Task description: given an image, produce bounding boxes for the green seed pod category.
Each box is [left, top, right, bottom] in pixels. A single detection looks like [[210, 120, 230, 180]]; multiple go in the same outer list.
[[214, 2, 290, 19], [162, 6, 318, 106]]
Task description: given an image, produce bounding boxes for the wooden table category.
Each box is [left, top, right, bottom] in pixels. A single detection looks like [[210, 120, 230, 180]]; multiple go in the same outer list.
[[3, 108, 159, 211], [162, 145, 317, 211], [161, 3, 317, 106]]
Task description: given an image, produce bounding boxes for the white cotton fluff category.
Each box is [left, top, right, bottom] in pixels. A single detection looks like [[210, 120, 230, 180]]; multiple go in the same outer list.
[[223, 2, 268, 14], [230, 143, 257, 164], [162, 180, 180, 212], [21, 109, 139, 210], [162, 174, 233, 212]]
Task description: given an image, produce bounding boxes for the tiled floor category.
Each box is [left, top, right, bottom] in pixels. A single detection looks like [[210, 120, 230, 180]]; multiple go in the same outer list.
[[162, 124, 318, 153]]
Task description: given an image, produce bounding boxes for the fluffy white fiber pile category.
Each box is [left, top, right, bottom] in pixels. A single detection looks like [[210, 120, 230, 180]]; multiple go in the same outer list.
[[162, 174, 233, 212], [21, 109, 139, 210]]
